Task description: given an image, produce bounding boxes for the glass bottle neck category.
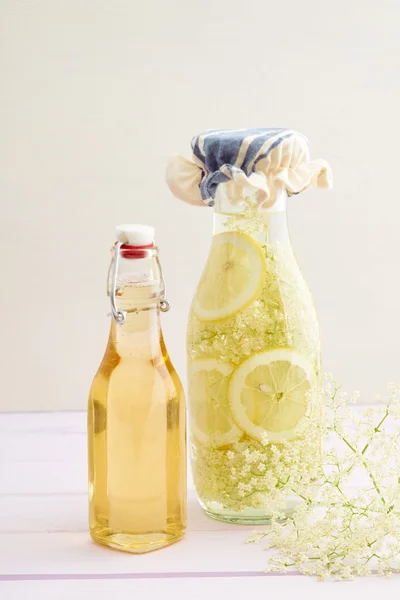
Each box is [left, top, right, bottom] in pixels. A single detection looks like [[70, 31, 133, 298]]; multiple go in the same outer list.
[[108, 245, 165, 333], [212, 189, 291, 246], [107, 247, 163, 356]]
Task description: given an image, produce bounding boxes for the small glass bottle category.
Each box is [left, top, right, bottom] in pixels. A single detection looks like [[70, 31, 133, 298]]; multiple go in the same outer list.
[[88, 224, 186, 553]]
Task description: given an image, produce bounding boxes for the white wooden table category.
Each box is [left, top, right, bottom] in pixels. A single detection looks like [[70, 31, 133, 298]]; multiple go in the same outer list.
[[0, 412, 398, 599]]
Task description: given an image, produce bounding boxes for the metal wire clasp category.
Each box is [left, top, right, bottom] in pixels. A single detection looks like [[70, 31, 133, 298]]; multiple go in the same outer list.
[[156, 255, 170, 313], [110, 242, 127, 324], [109, 242, 170, 324]]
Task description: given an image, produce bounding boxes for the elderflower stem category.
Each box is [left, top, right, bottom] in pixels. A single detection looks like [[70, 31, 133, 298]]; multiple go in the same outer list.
[[338, 434, 357, 454], [339, 432, 386, 505], [364, 466, 386, 506], [361, 410, 389, 455]]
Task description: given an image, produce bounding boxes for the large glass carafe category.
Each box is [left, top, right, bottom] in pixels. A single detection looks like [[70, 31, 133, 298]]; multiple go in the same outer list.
[[187, 191, 321, 523]]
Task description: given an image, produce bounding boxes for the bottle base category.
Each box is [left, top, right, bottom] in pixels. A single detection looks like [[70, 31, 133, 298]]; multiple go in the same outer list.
[[201, 498, 295, 525], [203, 508, 276, 525], [90, 527, 185, 554]]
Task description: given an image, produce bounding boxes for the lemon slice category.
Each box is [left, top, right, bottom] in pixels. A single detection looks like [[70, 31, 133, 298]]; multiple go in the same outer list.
[[228, 349, 316, 443], [189, 358, 242, 447], [194, 232, 266, 321]]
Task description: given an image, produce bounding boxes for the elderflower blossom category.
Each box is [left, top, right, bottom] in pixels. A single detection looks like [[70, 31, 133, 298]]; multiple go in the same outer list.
[[246, 378, 400, 580]]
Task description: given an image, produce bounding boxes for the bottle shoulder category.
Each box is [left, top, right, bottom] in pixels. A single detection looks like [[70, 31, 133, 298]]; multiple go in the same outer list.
[[187, 240, 320, 367], [189, 240, 317, 317], [89, 337, 184, 399]]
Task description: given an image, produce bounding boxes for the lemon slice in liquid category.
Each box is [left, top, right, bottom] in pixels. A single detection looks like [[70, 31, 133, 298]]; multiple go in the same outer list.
[[228, 349, 316, 444], [194, 232, 266, 322], [189, 358, 242, 447]]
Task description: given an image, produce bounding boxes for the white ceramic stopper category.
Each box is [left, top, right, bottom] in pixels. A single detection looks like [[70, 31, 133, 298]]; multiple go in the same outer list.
[[116, 224, 155, 246]]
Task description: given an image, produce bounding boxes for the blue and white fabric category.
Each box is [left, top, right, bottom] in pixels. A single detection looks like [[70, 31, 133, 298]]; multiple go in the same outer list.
[[166, 128, 332, 209]]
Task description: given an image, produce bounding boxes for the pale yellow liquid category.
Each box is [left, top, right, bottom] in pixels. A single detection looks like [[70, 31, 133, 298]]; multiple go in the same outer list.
[[88, 283, 186, 553], [187, 209, 321, 523]]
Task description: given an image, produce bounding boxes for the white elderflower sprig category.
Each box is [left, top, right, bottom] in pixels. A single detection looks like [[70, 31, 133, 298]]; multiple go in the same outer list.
[[247, 377, 400, 580]]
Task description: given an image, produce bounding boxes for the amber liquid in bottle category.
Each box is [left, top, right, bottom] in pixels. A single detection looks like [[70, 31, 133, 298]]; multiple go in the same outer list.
[[88, 276, 186, 553]]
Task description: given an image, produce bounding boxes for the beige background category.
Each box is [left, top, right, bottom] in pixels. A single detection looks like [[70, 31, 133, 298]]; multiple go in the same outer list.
[[1, 0, 399, 411]]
